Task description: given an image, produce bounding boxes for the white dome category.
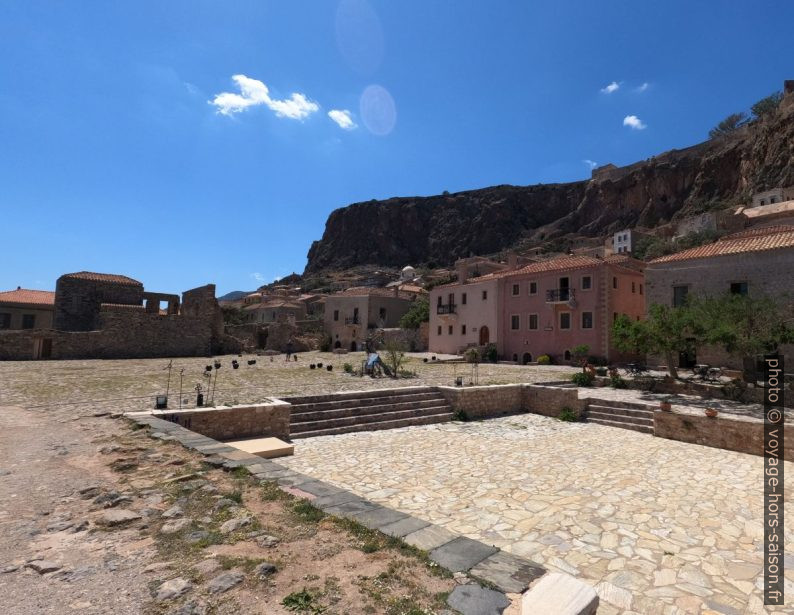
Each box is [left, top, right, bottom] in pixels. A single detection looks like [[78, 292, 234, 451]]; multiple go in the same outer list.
[[402, 265, 415, 272]]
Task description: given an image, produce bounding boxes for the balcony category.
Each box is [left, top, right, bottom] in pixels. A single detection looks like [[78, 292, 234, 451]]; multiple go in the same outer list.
[[344, 316, 360, 325], [436, 304, 457, 315], [546, 288, 575, 303]]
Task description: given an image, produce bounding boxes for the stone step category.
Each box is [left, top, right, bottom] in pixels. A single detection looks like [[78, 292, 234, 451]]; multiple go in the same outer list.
[[586, 410, 653, 427], [587, 404, 654, 419], [291, 411, 454, 439], [586, 417, 654, 434], [291, 405, 454, 433], [291, 398, 448, 422], [586, 398, 656, 411], [285, 386, 436, 405], [290, 391, 445, 414]]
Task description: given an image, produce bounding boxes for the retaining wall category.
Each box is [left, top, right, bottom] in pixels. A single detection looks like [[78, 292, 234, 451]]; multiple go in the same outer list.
[[654, 409, 794, 461], [152, 399, 291, 441]]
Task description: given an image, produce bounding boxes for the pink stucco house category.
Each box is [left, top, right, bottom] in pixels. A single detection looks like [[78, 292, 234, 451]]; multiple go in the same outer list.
[[429, 254, 646, 363]]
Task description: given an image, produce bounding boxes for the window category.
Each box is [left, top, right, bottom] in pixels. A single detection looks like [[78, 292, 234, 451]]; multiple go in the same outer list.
[[613, 312, 619, 322], [582, 312, 593, 329], [448, 293, 455, 305], [560, 312, 571, 330], [448, 325, 453, 335], [437, 325, 442, 335], [730, 282, 748, 296], [511, 314, 520, 330], [631, 281, 636, 293], [462, 292, 467, 305], [673, 285, 689, 307], [639, 283, 644, 295], [437, 296, 442, 306], [482, 290, 488, 300], [379, 307, 387, 320], [333, 310, 339, 321], [581, 276, 591, 290], [612, 277, 618, 289], [529, 281, 538, 295], [512, 283, 520, 296], [0, 313, 10, 329], [528, 314, 538, 330], [22, 314, 36, 329], [462, 325, 467, 335]]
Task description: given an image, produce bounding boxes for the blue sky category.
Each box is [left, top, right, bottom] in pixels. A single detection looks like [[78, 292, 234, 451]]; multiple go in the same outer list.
[[1, 1, 791, 295]]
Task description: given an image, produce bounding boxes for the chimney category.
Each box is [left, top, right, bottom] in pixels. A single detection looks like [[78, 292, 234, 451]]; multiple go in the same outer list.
[[507, 253, 518, 269], [456, 263, 468, 284]]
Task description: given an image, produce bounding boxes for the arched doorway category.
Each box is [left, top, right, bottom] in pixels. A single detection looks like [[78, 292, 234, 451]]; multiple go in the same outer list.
[[479, 326, 490, 345], [522, 352, 532, 365], [350, 341, 358, 352], [564, 350, 571, 361], [334, 340, 341, 349], [512, 354, 518, 362]]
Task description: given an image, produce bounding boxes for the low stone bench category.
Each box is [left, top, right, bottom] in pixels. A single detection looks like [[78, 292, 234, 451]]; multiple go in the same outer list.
[[223, 436, 294, 459]]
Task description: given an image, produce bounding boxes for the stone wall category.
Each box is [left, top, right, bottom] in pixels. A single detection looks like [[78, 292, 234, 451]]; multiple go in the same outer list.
[[654, 409, 794, 461], [524, 385, 587, 418], [437, 383, 586, 420], [152, 400, 291, 441], [438, 384, 524, 419], [54, 276, 144, 331]]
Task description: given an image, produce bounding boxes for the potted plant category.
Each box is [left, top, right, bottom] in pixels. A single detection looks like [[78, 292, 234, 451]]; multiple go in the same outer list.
[[705, 407, 718, 418], [660, 399, 672, 412]]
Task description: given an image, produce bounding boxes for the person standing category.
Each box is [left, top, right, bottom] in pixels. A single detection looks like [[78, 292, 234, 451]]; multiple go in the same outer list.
[[285, 339, 294, 361]]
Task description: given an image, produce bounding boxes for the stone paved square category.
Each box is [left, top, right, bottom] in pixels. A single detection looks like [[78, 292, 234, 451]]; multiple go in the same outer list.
[[280, 413, 794, 614]]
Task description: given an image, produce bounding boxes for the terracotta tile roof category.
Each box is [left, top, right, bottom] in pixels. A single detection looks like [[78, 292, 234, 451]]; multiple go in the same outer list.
[[723, 225, 794, 239], [242, 300, 305, 311], [474, 255, 604, 280], [649, 226, 794, 264], [0, 288, 55, 307], [331, 286, 413, 300], [61, 271, 143, 286]]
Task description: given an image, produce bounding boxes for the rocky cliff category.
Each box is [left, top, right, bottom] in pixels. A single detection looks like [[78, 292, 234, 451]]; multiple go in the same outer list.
[[305, 97, 794, 273]]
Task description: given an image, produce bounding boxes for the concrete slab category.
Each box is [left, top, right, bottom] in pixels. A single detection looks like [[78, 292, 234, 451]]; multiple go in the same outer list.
[[348, 506, 408, 530], [429, 536, 498, 573], [224, 436, 294, 459], [469, 551, 545, 594], [378, 515, 431, 538], [446, 584, 509, 615], [402, 524, 458, 552], [312, 490, 366, 510], [322, 498, 380, 519], [292, 480, 348, 499], [521, 573, 598, 615]]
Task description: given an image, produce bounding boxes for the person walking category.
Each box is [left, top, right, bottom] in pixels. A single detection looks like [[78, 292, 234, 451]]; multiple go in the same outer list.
[[285, 339, 294, 361]]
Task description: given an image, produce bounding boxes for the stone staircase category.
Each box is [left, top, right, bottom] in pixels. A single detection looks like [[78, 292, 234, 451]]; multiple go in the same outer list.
[[584, 399, 655, 434], [285, 387, 454, 439]]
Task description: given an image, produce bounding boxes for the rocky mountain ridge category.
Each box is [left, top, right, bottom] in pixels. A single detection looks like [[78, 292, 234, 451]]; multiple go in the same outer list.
[[304, 93, 794, 274]]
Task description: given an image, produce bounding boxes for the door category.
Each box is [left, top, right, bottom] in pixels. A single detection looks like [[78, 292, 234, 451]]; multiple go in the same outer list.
[[522, 352, 532, 365], [559, 277, 570, 301], [479, 326, 490, 345], [41, 338, 52, 359]]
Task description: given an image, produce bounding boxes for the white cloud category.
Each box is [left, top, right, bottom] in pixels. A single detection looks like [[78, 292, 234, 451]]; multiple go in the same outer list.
[[210, 74, 319, 120], [583, 159, 598, 170], [600, 81, 620, 94], [623, 115, 647, 130], [250, 272, 265, 283], [635, 82, 649, 93], [328, 109, 357, 130]]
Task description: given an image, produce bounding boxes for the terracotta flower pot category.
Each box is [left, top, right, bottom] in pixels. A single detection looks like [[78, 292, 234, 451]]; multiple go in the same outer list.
[[660, 401, 672, 412], [705, 408, 718, 418]]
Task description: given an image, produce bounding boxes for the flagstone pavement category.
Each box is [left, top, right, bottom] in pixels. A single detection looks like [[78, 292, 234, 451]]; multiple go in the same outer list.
[[280, 414, 794, 614]]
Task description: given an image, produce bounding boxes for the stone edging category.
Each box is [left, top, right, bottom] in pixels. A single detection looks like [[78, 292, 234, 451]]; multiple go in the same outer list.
[[125, 411, 598, 614]]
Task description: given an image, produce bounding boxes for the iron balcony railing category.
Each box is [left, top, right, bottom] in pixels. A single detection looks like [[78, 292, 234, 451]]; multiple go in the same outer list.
[[436, 303, 457, 314], [344, 316, 360, 325], [546, 288, 575, 303]]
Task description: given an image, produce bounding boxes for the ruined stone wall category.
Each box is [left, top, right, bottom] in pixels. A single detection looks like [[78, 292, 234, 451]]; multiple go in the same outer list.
[[54, 276, 143, 331], [152, 400, 291, 441]]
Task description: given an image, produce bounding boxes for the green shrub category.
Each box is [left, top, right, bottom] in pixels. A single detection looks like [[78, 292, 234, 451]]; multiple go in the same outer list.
[[452, 408, 468, 422], [595, 366, 608, 377], [537, 354, 551, 365], [571, 372, 595, 387], [588, 355, 608, 367], [464, 347, 481, 363], [319, 335, 332, 352], [558, 407, 578, 422], [343, 362, 353, 374], [484, 343, 498, 363], [610, 375, 628, 389]]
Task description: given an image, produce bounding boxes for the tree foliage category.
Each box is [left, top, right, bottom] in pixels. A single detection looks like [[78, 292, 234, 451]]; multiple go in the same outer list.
[[708, 112, 748, 139], [751, 91, 783, 119], [221, 305, 247, 326], [398, 296, 429, 329]]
